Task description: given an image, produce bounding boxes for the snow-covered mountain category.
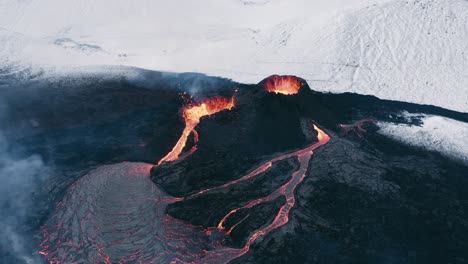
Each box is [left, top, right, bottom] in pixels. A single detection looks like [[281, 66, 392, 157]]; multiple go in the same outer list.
[[0, 0, 467, 112]]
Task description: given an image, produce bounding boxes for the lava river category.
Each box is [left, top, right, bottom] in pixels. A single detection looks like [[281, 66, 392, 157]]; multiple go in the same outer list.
[[40, 78, 331, 264]]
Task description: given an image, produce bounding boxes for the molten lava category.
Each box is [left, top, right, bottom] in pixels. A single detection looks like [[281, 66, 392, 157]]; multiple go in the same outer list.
[[264, 75, 302, 95], [157, 96, 235, 165]]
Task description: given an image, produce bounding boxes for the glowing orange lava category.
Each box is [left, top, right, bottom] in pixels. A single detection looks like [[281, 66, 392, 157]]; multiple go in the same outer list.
[[264, 75, 302, 95], [157, 96, 235, 165]]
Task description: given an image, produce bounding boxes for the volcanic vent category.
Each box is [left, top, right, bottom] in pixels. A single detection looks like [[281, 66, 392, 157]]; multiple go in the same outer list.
[[263, 75, 303, 95], [157, 95, 236, 165]]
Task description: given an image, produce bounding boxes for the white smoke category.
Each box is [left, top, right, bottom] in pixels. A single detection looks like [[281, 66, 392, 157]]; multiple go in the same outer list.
[[0, 130, 49, 263]]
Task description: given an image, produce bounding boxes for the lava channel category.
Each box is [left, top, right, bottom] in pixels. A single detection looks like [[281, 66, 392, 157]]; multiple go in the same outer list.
[[264, 75, 302, 95], [157, 95, 235, 165], [197, 124, 330, 262]]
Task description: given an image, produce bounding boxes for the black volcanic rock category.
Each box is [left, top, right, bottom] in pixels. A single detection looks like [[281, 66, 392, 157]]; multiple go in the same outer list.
[[165, 159, 297, 227], [231, 135, 468, 264]]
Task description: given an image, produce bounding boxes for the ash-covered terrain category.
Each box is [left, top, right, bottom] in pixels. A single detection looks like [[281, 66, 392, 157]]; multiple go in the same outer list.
[[0, 68, 467, 263]]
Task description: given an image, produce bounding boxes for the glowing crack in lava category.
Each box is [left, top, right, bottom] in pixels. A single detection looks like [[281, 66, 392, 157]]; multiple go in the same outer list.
[[157, 96, 235, 165], [340, 119, 376, 138], [40, 90, 331, 264], [264, 75, 302, 95]]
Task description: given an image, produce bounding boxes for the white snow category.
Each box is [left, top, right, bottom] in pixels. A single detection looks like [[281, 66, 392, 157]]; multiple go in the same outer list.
[[378, 115, 468, 163], [0, 0, 467, 112]]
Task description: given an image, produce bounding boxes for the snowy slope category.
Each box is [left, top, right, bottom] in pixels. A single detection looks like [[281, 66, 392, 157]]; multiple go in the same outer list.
[[0, 0, 467, 112], [378, 114, 468, 164]]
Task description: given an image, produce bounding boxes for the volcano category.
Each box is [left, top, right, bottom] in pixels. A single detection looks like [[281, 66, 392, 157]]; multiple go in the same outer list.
[[1, 70, 468, 264]]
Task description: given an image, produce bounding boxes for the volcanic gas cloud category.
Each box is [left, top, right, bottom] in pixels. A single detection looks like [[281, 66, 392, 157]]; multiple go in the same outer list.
[[264, 75, 302, 95]]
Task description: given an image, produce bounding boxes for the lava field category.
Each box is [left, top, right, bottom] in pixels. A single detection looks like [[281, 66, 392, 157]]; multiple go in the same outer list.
[[1, 70, 468, 263]]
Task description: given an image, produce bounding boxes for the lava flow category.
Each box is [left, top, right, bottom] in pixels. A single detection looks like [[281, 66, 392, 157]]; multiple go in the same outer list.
[[157, 95, 235, 165], [264, 75, 302, 95], [199, 124, 330, 263]]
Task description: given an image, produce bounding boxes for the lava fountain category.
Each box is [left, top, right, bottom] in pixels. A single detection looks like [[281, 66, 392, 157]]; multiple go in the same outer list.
[[157, 95, 236, 165], [264, 75, 302, 95]]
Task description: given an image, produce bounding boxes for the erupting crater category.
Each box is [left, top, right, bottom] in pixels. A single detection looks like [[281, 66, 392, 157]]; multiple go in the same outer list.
[[264, 75, 303, 95], [157, 95, 236, 165]]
